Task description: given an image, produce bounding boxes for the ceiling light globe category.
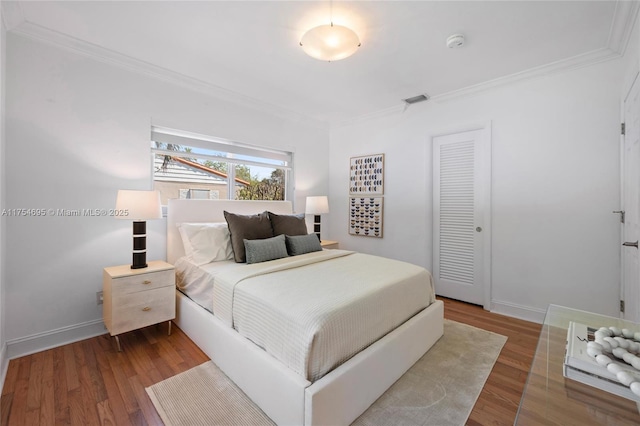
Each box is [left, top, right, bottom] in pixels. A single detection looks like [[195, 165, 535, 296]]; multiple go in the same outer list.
[[300, 24, 361, 61]]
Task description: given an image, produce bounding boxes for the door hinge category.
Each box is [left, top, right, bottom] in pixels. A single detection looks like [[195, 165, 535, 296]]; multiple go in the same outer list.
[[621, 300, 625, 313], [622, 122, 626, 135]]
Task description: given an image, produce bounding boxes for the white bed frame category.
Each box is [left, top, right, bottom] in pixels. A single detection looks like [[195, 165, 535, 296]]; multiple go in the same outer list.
[[167, 199, 444, 425]]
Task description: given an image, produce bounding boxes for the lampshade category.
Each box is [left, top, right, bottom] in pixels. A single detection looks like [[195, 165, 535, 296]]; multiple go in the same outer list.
[[306, 196, 330, 215], [115, 190, 162, 221], [300, 23, 361, 61]]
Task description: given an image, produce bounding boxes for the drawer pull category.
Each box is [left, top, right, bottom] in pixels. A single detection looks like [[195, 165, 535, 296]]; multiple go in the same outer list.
[[142, 307, 151, 312], [142, 280, 151, 285]]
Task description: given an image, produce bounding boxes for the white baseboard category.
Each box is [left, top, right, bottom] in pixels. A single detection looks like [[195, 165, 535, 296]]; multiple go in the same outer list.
[[0, 341, 8, 395], [6, 319, 107, 360], [490, 299, 546, 324]]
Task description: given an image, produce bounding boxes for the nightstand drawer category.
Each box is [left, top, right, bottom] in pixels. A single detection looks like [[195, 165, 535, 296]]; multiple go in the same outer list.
[[111, 270, 174, 294], [110, 285, 175, 335]]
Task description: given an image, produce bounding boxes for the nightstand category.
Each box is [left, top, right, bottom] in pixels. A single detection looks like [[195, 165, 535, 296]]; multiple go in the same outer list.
[[320, 240, 339, 249], [103, 260, 175, 351]]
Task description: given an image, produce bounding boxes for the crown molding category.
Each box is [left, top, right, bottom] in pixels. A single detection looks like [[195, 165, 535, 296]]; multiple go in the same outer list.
[[6, 0, 636, 130], [338, 46, 622, 127], [608, 0, 640, 55], [8, 21, 328, 130], [337, 1, 638, 127], [335, 104, 405, 127], [430, 47, 621, 104]]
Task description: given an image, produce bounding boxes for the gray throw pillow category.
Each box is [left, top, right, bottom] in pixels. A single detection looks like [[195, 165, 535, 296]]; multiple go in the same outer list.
[[244, 234, 289, 264], [269, 212, 308, 236], [224, 210, 274, 263], [285, 234, 323, 256]]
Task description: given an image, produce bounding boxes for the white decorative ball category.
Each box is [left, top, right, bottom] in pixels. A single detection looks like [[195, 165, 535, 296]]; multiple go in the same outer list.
[[615, 337, 631, 349], [631, 382, 640, 397], [604, 337, 619, 349], [629, 342, 640, 353], [587, 341, 604, 352], [632, 357, 640, 370], [596, 354, 612, 366], [595, 331, 606, 341], [600, 327, 613, 336], [587, 346, 603, 357], [617, 371, 635, 386], [608, 363, 624, 374], [635, 332, 640, 341], [600, 340, 612, 352], [623, 328, 635, 339], [624, 352, 636, 364], [613, 347, 628, 359], [610, 326, 622, 336]]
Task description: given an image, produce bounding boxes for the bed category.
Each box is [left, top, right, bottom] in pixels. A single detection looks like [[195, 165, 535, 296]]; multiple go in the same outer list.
[[167, 199, 444, 425]]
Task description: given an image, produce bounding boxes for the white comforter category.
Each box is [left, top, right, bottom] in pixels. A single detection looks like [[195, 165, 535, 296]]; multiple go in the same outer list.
[[212, 249, 435, 381]]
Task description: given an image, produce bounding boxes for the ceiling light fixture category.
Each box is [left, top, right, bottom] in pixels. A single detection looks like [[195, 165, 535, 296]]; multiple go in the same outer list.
[[300, 1, 361, 61]]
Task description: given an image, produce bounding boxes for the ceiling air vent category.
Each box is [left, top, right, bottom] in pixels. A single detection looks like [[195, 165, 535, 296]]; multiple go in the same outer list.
[[402, 94, 429, 105]]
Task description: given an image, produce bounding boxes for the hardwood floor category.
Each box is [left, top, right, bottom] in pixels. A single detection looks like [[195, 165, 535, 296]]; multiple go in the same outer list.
[[441, 297, 541, 425], [1, 323, 209, 426], [1, 298, 541, 425]]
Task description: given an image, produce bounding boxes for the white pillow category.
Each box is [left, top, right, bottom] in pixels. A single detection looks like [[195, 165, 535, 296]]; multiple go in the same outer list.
[[177, 222, 234, 265]]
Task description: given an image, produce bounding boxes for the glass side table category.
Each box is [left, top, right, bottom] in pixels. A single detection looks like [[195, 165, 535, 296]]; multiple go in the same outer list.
[[515, 304, 640, 425]]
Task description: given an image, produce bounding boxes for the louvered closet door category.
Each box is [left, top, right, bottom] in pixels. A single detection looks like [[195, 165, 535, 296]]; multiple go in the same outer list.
[[433, 128, 491, 306]]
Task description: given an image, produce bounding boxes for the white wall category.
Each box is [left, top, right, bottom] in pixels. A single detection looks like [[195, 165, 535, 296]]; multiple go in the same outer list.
[[329, 59, 624, 321], [4, 34, 329, 356], [0, 12, 7, 385]]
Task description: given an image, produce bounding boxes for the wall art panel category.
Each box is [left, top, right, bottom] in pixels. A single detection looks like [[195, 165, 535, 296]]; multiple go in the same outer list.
[[349, 197, 383, 238], [349, 154, 384, 195]]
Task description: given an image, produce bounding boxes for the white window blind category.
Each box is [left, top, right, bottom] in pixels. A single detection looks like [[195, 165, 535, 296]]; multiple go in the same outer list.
[[151, 127, 292, 170]]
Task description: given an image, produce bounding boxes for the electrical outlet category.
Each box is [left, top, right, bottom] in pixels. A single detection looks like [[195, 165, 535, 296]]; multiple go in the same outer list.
[[97, 291, 103, 305]]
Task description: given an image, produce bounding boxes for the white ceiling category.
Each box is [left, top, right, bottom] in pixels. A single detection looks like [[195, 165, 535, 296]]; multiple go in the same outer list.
[[3, 1, 636, 123]]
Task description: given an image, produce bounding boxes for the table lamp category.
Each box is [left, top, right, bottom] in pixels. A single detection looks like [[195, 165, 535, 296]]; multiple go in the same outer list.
[[116, 190, 162, 269], [305, 196, 329, 241]]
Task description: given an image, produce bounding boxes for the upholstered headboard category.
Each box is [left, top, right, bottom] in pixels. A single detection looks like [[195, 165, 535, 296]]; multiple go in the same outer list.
[[166, 199, 293, 264]]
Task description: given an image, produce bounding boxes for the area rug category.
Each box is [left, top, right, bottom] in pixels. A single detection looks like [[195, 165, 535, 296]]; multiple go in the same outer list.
[[146, 320, 507, 426]]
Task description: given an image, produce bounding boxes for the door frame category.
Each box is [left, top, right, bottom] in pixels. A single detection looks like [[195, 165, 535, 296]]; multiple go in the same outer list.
[[431, 122, 492, 309], [620, 71, 640, 320]]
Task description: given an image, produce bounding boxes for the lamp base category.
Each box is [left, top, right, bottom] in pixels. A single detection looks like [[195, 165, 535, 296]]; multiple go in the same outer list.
[[314, 215, 322, 242], [131, 221, 148, 269], [131, 253, 148, 269]]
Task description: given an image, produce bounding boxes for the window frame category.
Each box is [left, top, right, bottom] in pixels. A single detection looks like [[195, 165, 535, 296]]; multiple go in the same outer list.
[[151, 126, 294, 202]]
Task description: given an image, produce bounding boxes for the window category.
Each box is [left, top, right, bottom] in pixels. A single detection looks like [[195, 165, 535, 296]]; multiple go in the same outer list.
[[151, 127, 293, 205], [186, 189, 216, 199]]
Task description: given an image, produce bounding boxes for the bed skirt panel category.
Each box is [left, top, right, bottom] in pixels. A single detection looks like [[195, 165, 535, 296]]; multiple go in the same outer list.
[[304, 300, 444, 426], [175, 291, 309, 425], [175, 291, 444, 426]]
